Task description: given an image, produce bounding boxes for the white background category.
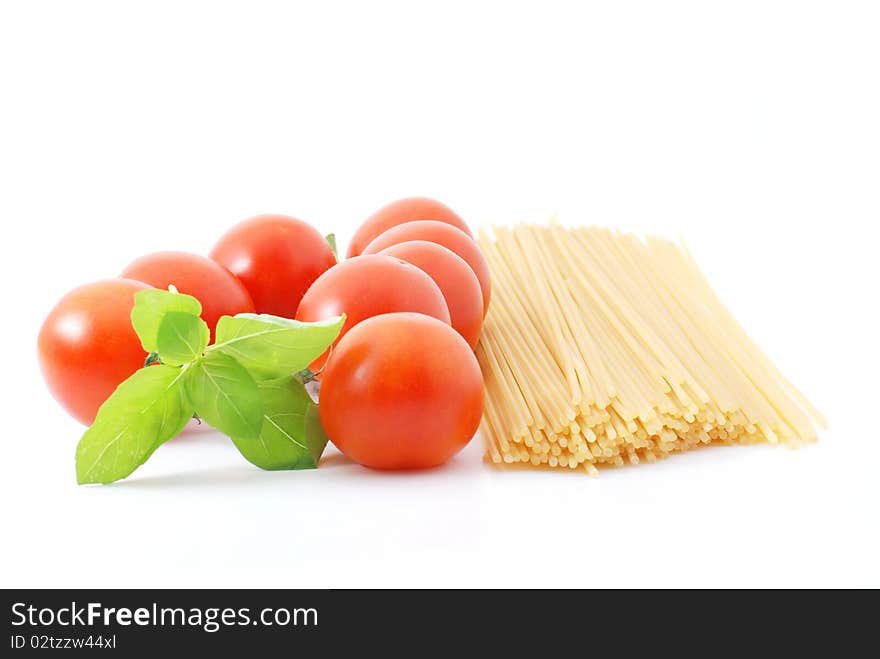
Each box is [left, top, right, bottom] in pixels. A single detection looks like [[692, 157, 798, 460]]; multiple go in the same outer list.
[[1, 1, 878, 588]]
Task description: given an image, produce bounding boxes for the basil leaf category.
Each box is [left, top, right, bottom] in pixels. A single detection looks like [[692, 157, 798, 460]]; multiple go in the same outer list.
[[230, 377, 328, 470], [211, 313, 344, 380], [76, 365, 192, 485], [156, 312, 210, 366], [131, 289, 202, 353], [185, 351, 262, 440]]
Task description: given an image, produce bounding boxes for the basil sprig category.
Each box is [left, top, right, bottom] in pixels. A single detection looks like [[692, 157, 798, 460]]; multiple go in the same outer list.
[[75, 288, 343, 484]]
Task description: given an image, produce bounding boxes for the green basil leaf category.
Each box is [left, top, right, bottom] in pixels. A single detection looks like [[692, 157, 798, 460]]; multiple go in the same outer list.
[[76, 365, 192, 485], [303, 399, 330, 466], [230, 377, 328, 470], [131, 289, 202, 353], [211, 313, 344, 380], [156, 312, 210, 366], [184, 351, 262, 439]]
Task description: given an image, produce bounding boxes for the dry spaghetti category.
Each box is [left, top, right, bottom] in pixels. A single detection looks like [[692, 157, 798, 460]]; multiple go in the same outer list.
[[476, 223, 825, 472]]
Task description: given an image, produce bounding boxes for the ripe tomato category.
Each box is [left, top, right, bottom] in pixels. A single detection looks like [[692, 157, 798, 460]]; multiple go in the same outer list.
[[362, 220, 491, 316], [377, 240, 483, 349], [210, 214, 336, 318], [347, 197, 472, 258], [38, 279, 152, 425], [120, 251, 254, 339], [319, 313, 484, 470], [296, 255, 450, 369]]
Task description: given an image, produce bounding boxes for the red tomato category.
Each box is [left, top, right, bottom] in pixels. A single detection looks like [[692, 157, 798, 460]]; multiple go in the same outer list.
[[296, 255, 450, 369], [362, 220, 491, 316], [377, 240, 483, 349], [38, 279, 152, 425], [319, 313, 484, 469], [120, 251, 254, 339], [347, 197, 472, 258], [210, 214, 336, 318]]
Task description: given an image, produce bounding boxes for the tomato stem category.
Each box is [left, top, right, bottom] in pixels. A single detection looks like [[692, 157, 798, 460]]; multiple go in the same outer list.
[[325, 233, 338, 260], [295, 344, 334, 385]]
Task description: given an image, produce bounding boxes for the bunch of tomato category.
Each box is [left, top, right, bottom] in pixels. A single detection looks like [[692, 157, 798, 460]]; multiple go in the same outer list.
[[38, 197, 488, 470]]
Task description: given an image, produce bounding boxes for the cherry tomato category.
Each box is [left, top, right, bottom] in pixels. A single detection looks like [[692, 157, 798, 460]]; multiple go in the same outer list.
[[296, 254, 450, 369], [377, 240, 483, 349], [38, 279, 152, 425], [210, 214, 336, 318], [319, 312, 484, 470], [121, 251, 254, 339], [347, 197, 472, 258], [362, 220, 491, 316]]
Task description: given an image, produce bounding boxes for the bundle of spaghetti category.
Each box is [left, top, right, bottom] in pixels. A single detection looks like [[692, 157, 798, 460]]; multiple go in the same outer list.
[[476, 223, 825, 473]]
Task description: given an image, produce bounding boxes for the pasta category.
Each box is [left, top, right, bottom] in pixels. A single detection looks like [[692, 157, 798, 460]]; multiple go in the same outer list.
[[476, 222, 825, 472]]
